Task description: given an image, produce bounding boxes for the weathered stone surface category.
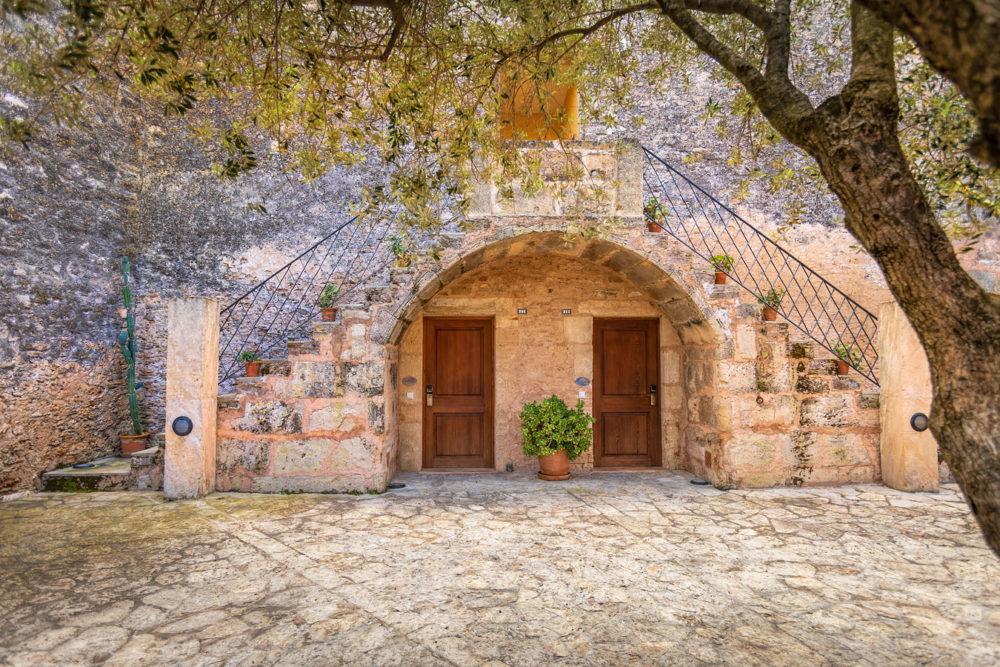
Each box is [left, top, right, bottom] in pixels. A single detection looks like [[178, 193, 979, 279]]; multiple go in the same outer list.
[[368, 401, 385, 435], [216, 438, 270, 474], [342, 362, 384, 397], [329, 437, 377, 470], [800, 395, 853, 428], [274, 362, 343, 399], [8, 474, 997, 664], [308, 402, 364, 432], [795, 374, 829, 394], [273, 439, 333, 475], [232, 401, 302, 434], [249, 474, 367, 493]]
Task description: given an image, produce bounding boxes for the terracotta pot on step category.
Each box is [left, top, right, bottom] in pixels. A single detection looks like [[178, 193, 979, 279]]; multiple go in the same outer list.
[[762, 306, 778, 322], [120, 433, 149, 458], [321, 307, 338, 322], [537, 449, 571, 481], [646, 220, 662, 232], [714, 271, 727, 285], [244, 361, 262, 377], [836, 360, 850, 376]]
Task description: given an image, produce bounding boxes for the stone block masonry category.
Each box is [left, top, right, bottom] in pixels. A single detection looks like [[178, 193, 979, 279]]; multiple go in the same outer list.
[[216, 311, 393, 494]]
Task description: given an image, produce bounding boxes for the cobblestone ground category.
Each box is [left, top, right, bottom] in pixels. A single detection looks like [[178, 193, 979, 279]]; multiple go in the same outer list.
[[1, 472, 999, 666]]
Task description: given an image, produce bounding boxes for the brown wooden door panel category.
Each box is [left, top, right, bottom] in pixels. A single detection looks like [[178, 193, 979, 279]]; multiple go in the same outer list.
[[423, 318, 494, 469], [594, 319, 661, 468], [602, 413, 648, 456]]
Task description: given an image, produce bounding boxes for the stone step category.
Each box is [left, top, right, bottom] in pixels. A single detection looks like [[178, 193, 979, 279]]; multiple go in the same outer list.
[[218, 393, 240, 410], [42, 457, 131, 492], [260, 359, 289, 376], [286, 339, 320, 356], [235, 376, 268, 395], [707, 284, 741, 300]]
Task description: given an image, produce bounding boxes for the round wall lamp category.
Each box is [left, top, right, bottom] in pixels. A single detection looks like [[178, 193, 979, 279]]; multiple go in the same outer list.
[[910, 412, 929, 432], [172, 416, 194, 437]]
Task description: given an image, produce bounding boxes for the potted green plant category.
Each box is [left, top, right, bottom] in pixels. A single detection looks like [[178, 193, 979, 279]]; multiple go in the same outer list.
[[758, 288, 785, 321], [710, 254, 734, 284], [388, 233, 412, 267], [318, 283, 340, 322], [831, 339, 862, 375], [116, 256, 148, 457], [519, 395, 595, 481], [238, 349, 262, 377], [644, 197, 664, 232]]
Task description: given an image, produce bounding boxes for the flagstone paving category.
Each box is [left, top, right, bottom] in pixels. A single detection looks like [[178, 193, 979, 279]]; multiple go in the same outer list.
[[1, 472, 998, 666]]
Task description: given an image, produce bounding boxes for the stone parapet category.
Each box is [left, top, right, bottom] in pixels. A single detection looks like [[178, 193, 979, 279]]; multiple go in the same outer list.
[[467, 140, 642, 220]]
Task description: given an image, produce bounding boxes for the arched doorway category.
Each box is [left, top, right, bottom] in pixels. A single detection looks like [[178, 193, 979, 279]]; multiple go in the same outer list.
[[385, 232, 724, 475]]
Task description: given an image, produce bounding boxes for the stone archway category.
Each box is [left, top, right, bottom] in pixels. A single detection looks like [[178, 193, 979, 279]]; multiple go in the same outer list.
[[380, 231, 728, 478]]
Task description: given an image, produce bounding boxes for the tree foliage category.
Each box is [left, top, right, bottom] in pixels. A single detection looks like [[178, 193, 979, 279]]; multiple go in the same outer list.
[[1, 0, 995, 240]]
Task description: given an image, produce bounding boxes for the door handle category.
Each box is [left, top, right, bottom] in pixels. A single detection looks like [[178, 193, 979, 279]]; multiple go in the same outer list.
[[650, 384, 657, 407], [426, 385, 433, 407]]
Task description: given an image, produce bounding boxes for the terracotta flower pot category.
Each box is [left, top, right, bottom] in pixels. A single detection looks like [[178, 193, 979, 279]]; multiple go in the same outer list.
[[244, 361, 262, 377], [714, 271, 727, 285], [836, 360, 850, 376], [646, 220, 662, 232], [763, 306, 778, 322], [537, 449, 571, 481], [321, 307, 338, 322], [120, 433, 149, 458]]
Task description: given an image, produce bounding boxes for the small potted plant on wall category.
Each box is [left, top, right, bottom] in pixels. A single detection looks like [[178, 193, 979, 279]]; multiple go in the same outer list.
[[758, 288, 784, 321], [239, 349, 262, 377], [519, 395, 595, 481], [117, 256, 148, 457], [831, 339, 862, 375], [318, 283, 340, 322], [644, 197, 665, 232], [710, 254, 734, 284]]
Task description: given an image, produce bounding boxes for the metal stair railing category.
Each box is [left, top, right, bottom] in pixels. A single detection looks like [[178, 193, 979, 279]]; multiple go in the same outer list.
[[217, 210, 398, 387], [641, 146, 879, 386]]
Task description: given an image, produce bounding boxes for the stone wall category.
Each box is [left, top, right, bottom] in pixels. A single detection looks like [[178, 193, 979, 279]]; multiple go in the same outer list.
[[215, 311, 392, 493], [396, 253, 686, 472]]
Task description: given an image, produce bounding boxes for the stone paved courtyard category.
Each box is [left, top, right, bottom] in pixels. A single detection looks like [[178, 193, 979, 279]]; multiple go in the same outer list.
[[1, 472, 998, 666]]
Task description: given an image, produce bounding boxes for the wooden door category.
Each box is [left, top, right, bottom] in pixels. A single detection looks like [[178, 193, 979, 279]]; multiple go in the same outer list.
[[423, 318, 495, 469], [593, 319, 661, 468]]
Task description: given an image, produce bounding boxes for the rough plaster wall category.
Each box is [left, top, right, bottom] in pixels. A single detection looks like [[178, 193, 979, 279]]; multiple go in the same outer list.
[[0, 87, 369, 492], [0, 93, 137, 493], [396, 254, 685, 472]]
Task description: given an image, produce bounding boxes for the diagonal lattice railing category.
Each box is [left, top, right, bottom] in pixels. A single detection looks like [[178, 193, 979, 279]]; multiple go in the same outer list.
[[641, 146, 879, 386], [217, 210, 398, 388]]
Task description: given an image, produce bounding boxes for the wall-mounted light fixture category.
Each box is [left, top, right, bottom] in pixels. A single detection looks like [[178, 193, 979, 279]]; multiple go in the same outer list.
[[910, 412, 929, 432], [172, 416, 194, 437]]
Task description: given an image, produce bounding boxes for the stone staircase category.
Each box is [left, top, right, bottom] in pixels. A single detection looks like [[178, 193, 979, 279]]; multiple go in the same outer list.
[[216, 286, 398, 493], [42, 441, 164, 492]]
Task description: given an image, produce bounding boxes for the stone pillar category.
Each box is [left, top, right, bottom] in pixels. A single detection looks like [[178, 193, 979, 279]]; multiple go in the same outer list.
[[163, 298, 220, 499], [877, 301, 939, 492]]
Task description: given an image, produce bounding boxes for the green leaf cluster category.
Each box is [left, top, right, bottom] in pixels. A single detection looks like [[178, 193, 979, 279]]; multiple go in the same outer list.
[[710, 254, 734, 272], [830, 339, 861, 367], [757, 288, 784, 308], [317, 283, 340, 308], [237, 349, 261, 363], [519, 395, 594, 461]]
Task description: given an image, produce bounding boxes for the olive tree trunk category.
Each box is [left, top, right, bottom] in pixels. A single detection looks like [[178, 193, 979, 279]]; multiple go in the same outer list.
[[799, 8, 1000, 554], [660, 0, 1000, 554]]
